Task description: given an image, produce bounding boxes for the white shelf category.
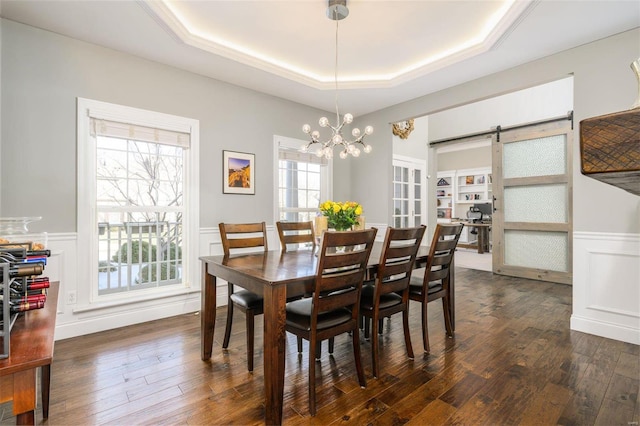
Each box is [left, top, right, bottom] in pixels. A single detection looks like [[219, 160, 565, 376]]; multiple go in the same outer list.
[[436, 171, 455, 219], [437, 168, 492, 221]]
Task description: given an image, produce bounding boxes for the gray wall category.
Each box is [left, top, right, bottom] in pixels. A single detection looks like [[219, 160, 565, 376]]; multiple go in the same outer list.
[[356, 28, 640, 234], [0, 18, 2, 214], [0, 19, 348, 232], [429, 77, 574, 141], [438, 146, 492, 171], [2, 20, 639, 236], [392, 115, 428, 160]]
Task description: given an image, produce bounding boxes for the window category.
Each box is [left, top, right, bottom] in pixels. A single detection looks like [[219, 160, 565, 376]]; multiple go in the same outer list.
[[77, 99, 199, 305], [274, 136, 331, 222]]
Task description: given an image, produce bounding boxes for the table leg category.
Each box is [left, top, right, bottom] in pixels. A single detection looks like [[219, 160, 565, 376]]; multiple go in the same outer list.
[[13, 369, 36, 425], [263, 285, 286, 426], [41, 364, 51, 419], [477, 227, 486, 254], [16, 411, 34, 426], [450, 255, 455, 332], [201, 262, 217, 360]]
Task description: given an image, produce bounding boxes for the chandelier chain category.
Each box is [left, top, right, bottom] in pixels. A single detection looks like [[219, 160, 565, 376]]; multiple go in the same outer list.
[[334, 14, 340, 125]]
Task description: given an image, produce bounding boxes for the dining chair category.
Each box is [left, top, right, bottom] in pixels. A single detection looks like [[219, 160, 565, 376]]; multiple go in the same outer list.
[[218, 222, 268, 372], [359, 225, 426, 378], [285, 228, 377, 416], [277, 220, 318, 356], [408, 223, 464, 353], [276, 220, 316, 253]]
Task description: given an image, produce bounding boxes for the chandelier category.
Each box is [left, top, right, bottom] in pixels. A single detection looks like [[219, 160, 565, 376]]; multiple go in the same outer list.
[[301, 0, 373, 160]]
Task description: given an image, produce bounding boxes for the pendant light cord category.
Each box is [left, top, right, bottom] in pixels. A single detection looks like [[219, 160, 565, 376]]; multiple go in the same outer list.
[[334, 13, 340, 125]]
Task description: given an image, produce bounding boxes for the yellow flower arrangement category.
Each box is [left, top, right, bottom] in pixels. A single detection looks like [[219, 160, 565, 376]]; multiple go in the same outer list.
[[319, 200, 363, 231]]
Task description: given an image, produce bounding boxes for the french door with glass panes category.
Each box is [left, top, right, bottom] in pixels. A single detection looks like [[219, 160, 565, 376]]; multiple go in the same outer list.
[[392, 157, 426, 228], [492, 120, 572, 284]]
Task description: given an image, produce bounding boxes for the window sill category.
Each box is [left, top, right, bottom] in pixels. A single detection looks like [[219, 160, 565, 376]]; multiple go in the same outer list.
[[72, 287, 200, 314]]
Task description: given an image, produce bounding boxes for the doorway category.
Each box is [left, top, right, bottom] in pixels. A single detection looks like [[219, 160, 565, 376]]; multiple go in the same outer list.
[[428, 77, 574, 275], [436, 142, 493, 271]]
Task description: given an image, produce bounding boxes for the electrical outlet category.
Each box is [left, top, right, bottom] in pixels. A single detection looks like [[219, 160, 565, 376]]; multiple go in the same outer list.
[[67, 291, 77, 304]]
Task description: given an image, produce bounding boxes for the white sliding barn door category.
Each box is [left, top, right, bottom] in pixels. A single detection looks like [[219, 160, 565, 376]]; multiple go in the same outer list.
[[492, 120, 573, 284]]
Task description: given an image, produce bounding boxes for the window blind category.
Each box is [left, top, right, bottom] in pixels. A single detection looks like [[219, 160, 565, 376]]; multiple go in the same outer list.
[[90, 118, 190, 148], [278, 147, 328, 165]]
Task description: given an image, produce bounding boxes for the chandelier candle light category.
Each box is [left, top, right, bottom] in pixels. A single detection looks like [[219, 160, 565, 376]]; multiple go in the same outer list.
[[301, 0, 373, 160]]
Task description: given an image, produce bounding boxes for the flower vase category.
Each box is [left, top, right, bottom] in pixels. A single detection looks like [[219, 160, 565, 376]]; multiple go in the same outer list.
[[314, 216, 328, 235], [352, 215, 365, 231], [314, 216, 328, 256]]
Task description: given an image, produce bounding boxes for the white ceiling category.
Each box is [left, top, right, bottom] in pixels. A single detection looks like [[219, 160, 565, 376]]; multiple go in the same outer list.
[[1, 0, 639, 116]]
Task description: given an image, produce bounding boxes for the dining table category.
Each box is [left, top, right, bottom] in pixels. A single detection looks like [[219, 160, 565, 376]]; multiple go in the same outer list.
[[200, 241, 455, 425]]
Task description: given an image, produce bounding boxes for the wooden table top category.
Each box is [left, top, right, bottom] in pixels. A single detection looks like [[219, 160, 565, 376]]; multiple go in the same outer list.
[[452, 220, 491, 227], [0, 282, 58, 376], [200, 243, 431, 285]]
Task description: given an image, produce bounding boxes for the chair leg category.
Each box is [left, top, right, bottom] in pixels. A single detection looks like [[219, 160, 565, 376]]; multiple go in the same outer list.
[[246, 310, 254, 372], [363, 316, 370, 340], [422, 299, 430, 353], [315, 340, 322, 360], [297, 336, 303, 353], [308, 337, 317, 416], [402, 307, 414, 359], [222, 299, 234, 349], [442, 297, 454, 338], [378, 319, 384, 334], [328, 337, 335, 354], [352, 326, 366, 388], [371, 313, 379, 378]]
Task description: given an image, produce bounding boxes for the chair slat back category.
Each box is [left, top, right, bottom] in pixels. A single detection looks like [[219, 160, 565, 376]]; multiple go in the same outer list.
[[422, 223, 464, 288], [375, 226, 426, 297], [312, 229, 377, 317], [219, 222, 268, 256], [276, 221, 316, 253]]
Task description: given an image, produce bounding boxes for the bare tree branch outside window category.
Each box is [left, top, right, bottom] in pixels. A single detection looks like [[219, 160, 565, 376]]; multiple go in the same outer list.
[[96, 137, 184, 293]]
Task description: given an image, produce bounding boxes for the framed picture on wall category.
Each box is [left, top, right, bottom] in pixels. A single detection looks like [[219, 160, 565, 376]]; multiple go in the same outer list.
[[223, 150, 255, 195]]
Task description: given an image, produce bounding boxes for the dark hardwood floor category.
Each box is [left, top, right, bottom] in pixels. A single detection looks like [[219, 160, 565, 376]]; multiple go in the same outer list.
[[1, 267, 638, 425]]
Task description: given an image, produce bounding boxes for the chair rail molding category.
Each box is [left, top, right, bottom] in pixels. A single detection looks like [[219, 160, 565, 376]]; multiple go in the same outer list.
[[571, 231, 640, 345]]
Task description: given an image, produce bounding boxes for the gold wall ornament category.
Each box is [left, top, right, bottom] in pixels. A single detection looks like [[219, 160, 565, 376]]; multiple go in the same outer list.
[[392, 119, 415, 139]]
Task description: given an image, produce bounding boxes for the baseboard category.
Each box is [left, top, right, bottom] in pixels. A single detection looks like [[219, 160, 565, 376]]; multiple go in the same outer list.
[[55, 296, 200, 340], [570, 315, 640, 345]]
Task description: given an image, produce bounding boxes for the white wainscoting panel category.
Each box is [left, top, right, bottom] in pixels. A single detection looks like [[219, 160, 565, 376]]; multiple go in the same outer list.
[[571, 232, 640, 345], [47, 228, 227, 340]]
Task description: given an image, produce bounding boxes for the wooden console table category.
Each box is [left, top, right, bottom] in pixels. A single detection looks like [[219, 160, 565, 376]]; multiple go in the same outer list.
[[0, 282, 58, 425], [455, 221, 491, 254]]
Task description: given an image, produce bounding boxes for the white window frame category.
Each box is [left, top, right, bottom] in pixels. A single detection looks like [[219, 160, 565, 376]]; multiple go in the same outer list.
[[77, 98, 199, 309], [273, 135, 332, 224]]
